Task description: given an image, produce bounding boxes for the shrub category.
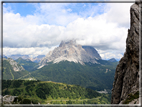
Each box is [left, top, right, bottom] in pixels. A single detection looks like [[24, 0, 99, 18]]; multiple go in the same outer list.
[[123, 91, 139, 104]]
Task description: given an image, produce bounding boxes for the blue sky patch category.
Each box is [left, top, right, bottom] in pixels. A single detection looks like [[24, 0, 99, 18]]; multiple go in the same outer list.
[[3, 3, 106, 18], [3, 3, 36, 17]]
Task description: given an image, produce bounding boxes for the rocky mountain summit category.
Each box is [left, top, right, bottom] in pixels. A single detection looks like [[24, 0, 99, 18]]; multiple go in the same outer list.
[[2, 58, 30, 80], [111, 2, 141, 104], [108, 58, 117, 62], [29, 55, 45, 63], [38, 40, 101, 68], [5, 58, 25, 72]]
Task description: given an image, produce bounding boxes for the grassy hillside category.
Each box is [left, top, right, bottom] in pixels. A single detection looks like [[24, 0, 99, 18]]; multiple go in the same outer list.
[[2, 59, 29, 80], [31, 60, 117, 91], [2, 80, 111, 104]]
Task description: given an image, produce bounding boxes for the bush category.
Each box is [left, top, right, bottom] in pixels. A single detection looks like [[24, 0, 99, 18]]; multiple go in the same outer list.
[[36, 88, 46, 99], [32, 99, 38, 104], [123, 91, 139, 104], [12, 89, 23, 96], [66, 100, 72, 104], [21, 99, 31, 104], [12, 80, 23, 88]]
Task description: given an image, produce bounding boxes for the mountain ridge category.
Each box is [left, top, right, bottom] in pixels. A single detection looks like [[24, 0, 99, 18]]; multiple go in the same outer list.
[[108, 58, 117, 62], [7, 54, 45, 63], [2, 58, 29, 80], [38, 40, 101, 68], [6, 58, 25, 72], [15, 57, 38, 72]]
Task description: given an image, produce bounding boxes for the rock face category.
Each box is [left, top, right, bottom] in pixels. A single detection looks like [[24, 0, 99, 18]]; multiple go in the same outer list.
[[6, 58, 25, 72], [82, 46, 101, 60], [29, 55, 45, 63], [111, 2, 141, 104], [3, 95, 18, 104], [38, 40, 101, 68]]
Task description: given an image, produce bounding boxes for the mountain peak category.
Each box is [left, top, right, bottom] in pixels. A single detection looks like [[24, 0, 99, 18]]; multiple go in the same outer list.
[[7, 58, 25, 72], [38, 40, 101, 68], [59, 39, 77, 47], [108, 58, 117, 62]]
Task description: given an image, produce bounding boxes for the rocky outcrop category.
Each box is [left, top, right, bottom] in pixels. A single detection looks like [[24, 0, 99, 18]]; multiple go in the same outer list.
[[6, 58, 25, 72], [29, 55, 45, 63], [3, 95, 18, 104], [82, 46, 101, 60], [38, 40, 101, 68], [111, 2, 141, 104]]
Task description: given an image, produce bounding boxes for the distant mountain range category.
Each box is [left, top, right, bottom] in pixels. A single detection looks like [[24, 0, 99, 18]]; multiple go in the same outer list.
[[9, 54, 30, 60], [3, 48, 117, 65], [4, 54, 45, 63], [0, 55, 8, 59], [2, 40, 118, 91]]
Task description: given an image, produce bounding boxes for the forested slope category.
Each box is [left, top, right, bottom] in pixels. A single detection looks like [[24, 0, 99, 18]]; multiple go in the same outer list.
[[31, 61, 117, 91], [2, 80, 111, 104]]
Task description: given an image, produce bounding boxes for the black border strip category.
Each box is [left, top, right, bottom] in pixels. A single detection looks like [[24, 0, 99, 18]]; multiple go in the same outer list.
[[139, 1, 142, 106], [1, 0, 3, 106], [1, 0, 141, 107], [1, 0, 136, 3]]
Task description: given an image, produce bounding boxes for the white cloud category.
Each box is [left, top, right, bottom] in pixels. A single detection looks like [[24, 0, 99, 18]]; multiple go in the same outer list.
[[3, 12, 65, 47], [63, 16, 127, 52], [3, 3, 133, 60], [97, 49, 124, 60], [103, 3, 132, 28], [3, 46, 57, 58], [32, 3, 80, 26]]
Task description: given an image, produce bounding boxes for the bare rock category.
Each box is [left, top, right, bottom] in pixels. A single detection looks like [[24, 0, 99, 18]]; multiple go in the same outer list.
[[29, 55, 45, 63], [7, 58, 25, 72], [111, 2, 141, 104], [38, 40, 101, 68]]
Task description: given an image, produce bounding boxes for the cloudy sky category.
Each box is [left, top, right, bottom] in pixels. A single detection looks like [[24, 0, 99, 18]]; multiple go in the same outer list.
[[3, 1, 133, 60]]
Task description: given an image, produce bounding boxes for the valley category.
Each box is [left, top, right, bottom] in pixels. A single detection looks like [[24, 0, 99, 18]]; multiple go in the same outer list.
[[2, 40, 118, 104], [2, 1, 139, 105]]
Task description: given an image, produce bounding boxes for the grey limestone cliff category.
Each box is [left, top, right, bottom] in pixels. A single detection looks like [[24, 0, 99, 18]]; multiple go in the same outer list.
[[82, 46, 101, 60], [38, 40, 101, 68], [111, 2, 141, 104], [6, 58, 25, 72], [29, 55, 45, 63]]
